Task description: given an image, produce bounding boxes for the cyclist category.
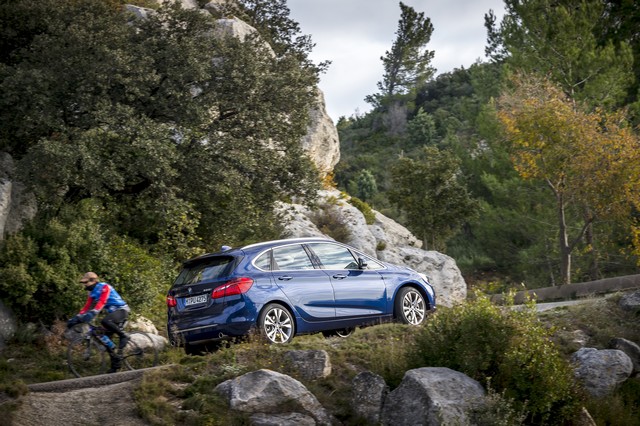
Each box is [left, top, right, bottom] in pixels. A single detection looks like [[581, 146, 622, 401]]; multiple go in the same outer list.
[[68, 272, 131, 373]]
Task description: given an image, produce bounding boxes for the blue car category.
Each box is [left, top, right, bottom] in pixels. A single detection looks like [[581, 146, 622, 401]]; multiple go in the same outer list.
[[166, 237, 436, 354]]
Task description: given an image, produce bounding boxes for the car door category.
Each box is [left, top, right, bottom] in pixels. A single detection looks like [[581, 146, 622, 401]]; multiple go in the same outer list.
[[306, 242, 387, 317], [270, 243, 336, 321]]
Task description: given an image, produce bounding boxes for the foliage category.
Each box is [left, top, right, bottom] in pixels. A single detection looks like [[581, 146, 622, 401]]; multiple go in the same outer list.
[[388, 146, 478, 251], [497, 72, 640, 283], [365, 2, 435, 108], [486, 0, 634, 109], [308, 203, 351, 243], [407, 294, 580, 424], [348, 196, 376, 225], [0, 200, 174, 323]]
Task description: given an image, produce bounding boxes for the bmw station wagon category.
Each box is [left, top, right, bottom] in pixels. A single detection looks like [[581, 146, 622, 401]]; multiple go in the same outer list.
[[166, 237, 436, 354]]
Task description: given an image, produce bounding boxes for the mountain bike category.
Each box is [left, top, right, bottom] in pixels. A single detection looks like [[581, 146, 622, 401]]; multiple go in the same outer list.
[[66, 321, 158, 378]]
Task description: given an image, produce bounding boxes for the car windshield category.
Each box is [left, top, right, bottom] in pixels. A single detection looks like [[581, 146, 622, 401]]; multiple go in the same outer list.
[[174, 256, 234, 286]]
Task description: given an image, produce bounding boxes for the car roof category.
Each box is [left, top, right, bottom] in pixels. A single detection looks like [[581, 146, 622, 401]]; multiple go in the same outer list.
[[183, 237, 335, 265]]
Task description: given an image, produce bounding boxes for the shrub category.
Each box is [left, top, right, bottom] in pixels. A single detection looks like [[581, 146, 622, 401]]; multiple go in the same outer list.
[[0, 199, 175, 324], [348, 196, 376, 225], [308, 204, 351, 243], [407, 294, 580, 424]]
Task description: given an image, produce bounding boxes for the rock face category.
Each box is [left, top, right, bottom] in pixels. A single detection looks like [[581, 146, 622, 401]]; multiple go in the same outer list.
[[571, 347, 633, 397], [381, 367, 486, 426], [300, 89, 340, 177], [277, 189, 467, 307]]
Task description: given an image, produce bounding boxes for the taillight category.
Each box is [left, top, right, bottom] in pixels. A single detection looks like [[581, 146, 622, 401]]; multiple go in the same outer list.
[[166, 295, 177, 307], [211, 277, 254, 299]]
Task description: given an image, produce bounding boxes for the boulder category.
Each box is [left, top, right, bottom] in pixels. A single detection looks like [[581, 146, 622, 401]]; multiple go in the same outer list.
[[129, 316, 159, 335], [283, 350, 331, 381], [619, 290, 640, 314], [215, 369, 333, 425], [351, 371, 388, 424], [609, 338, 640, 375], [0, 300, 17, 353], [571, 347, 633, 397], [381, 367, 486, 426]]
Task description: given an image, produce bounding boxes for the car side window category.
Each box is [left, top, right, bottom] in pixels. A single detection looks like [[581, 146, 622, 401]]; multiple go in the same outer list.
[[307, 243, 359, 270], [254, 250, 272, 271], [308, 242, 386, 270], [272, 244, 315, 270]]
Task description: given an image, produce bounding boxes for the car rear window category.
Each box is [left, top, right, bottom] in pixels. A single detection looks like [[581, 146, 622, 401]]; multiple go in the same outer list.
[[174, 256, 234, 286]]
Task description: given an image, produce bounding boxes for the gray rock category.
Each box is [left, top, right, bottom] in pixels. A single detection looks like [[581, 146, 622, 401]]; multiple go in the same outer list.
[[619, 290, 640, 313], [284, 349, 331, 380], [351, 371, 388, 424], [0, 300, 17, 353], [381, 367, 486, 426], [610, 338, 640, 375], [571, 347, 633, 397], [215, 369, 333, 425]]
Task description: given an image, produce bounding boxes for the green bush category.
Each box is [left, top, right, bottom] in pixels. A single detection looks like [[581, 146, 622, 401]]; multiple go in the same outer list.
[[407, 294, 580, 424], [348, 196, 376, 225], [0, 199, 175, 324]]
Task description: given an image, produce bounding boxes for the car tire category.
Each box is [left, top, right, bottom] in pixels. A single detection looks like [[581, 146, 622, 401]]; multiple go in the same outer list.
[[259, 303, 295, 344], [395, 287, 427, 325], [321, 327, 355, 339]]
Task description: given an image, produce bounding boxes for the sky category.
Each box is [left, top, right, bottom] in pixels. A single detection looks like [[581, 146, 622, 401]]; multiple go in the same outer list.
[[287, 0, 506, 122]]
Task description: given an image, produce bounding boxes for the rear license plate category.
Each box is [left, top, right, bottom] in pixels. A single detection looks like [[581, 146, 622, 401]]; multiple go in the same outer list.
[[184, 294, 207, 306]]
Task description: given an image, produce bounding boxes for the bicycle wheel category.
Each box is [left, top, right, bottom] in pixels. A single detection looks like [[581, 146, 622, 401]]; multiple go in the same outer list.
[[67, 336, 106, 378], [121, 331, 158, 371]]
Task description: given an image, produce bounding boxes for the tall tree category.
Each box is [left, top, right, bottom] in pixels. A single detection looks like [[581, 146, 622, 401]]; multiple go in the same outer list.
[[497, 73, 640, 284], [485, 0, 634, 109], [365, 2, 435, 108], [388, 146, 477, 251]]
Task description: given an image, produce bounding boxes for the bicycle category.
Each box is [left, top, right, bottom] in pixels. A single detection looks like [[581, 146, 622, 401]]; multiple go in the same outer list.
[[66, 320, 159, 378]]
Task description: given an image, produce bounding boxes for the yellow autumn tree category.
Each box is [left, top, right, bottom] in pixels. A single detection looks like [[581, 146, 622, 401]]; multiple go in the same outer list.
[[497, 73, 640, 285]]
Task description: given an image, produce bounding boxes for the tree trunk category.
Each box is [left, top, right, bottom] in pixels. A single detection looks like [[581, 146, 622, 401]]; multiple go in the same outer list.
[[584, 208, 599, 281], [557, 193, 572, 285]]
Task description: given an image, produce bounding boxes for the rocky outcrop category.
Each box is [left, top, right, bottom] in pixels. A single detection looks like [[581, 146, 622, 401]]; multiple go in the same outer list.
[[381, 367, 486, 426], [300, 89, 340, 177], [571, 347, 634, 397], [277, 189, 467, 307]]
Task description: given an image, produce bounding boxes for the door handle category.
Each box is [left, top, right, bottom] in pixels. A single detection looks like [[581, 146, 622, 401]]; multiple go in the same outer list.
[[332, 274, 347, 280], [278, 276, 293, 281]]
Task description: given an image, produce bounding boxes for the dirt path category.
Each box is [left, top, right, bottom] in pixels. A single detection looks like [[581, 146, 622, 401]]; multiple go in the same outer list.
[[12, 369, 158, 426]]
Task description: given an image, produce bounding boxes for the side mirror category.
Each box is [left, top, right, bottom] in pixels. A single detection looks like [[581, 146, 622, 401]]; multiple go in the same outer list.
[[357, 257, 368, 270]]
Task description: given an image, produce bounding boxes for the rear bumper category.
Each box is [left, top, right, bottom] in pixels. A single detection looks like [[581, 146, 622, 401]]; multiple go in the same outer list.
[[167, 317, 254, 346]]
